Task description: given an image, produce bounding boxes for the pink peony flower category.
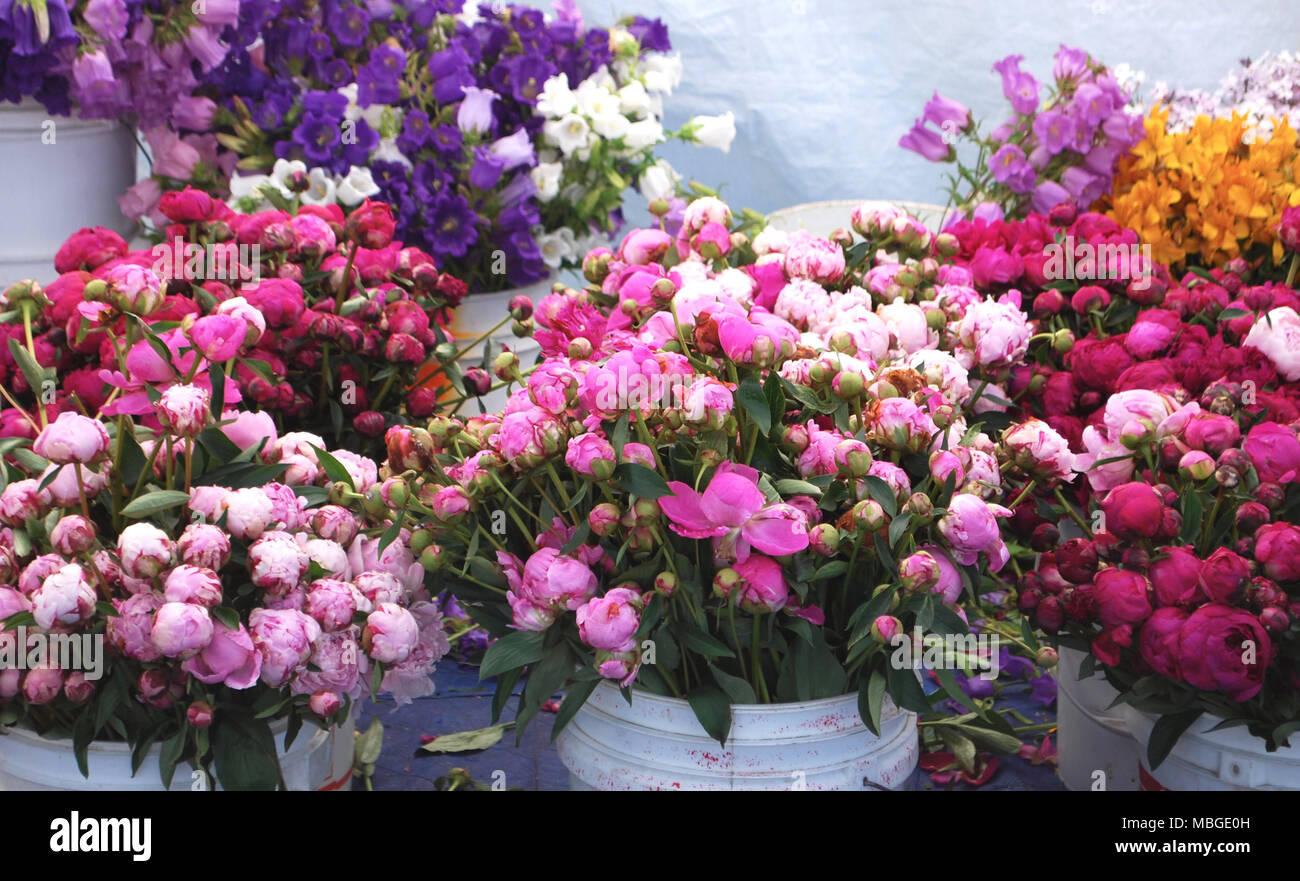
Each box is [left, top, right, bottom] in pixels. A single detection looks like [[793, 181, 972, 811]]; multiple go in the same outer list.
[[576, 587, 643, 652], [363, 602, 420, 664], [177, 522, 231, 571], [305, 579, 368, 632], [937, 493, 1012, 570], [162, 565, 223, 608], [151, 601, 215, 658], [249, 608, 321, 687], [118, 522, 175, 579], [183, 621, 262, 689], [31, 563, 96, 629], [157, 383, 211, 436], [658, 462, 809, 562], [564, 432, 616, 479], [33, 412, 109, 464], [782, 231, 846, 285], [248, 531, 310, 597], [106, 592, 164, 662], [186, 314, 247, 362], [221, 487, 275, 540]]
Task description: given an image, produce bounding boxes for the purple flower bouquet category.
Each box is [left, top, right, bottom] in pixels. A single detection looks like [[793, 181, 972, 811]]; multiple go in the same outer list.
[[900, 45, 1145, 222], [134, 1, 736, 293]]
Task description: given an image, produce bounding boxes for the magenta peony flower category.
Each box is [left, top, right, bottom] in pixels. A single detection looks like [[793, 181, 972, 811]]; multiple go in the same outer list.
[[1254, 522, 1300, 583], [183, 621, 263, 689], [1243, 422, 1300, 483], [659, 462, 809, 562], [732, 554, 790, 612], [1177, 605, 1273, 701]]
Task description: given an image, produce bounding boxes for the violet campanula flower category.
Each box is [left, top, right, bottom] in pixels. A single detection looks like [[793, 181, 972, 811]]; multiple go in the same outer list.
[[898, 118, 952, 162], [993, 54, 1040, 114], [457, 86, 497, 134]]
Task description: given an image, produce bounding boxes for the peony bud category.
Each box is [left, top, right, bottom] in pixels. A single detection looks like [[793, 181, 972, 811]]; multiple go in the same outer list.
[[187, 701, 214, 728], [871, 615, 903, 644]]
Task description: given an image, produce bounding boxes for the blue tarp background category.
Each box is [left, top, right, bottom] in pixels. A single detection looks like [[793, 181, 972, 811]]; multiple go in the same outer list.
[[576, 0, 1299, 216]]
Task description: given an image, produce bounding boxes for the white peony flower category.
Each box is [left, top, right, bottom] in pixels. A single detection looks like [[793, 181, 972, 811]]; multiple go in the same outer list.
[[1244, 307, 1300, 381], [337, 166, 381, 207]]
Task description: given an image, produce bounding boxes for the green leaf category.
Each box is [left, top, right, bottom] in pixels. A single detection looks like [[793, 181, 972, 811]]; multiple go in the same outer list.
[[7, 337, 52, 397], [549, 678, 600, 741], [211, 606, 240, 631], [812, 560, 849, 581], [709, 663, 758, 704], [309, 444, 356, 491], [158, 731, 186, 789], [1147, 710, 1202, 770], [862, 475, 898, 518], [355, 718, 384, 766], [952, 723, 1024, 754], [774, 478, 823, 497], [613, 462, 672, 499], [674, 625, 736, 659], [736, 374, 772, 435], [687, 684, 732, 746], [211, 708, 281, 791], [886, 665, 932, 714], [208, 362, 226, 418], [479, 630, 545, 680], [861, 670, 886, 737], [418, 722, 514, 754], [292, 485, 330, 507], [936, 727, 978, 774], [120, 490, 192, 518], [72, 710, 95, 779], [490, 666, 523, 725]]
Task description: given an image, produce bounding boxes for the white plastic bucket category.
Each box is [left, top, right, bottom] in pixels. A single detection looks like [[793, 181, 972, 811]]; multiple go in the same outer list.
[[1125, 706, 1300, 791], [0, 100, 138, 286], [0, 718, 336, 791], [765, 199, 951, 236], [446, 277, 552, 414], [1055, 646, 1139, 791], [555, 682, 918, 791]]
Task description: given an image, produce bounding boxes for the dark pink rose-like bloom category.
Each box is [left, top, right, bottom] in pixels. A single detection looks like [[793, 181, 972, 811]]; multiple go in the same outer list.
[[1243, 422, 1300, 482], [1093, 568, 1152, 630], [1177, 604, 1273, 701], [1138, 606, 1188, 680], [1254, 522, 1300, 583]]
